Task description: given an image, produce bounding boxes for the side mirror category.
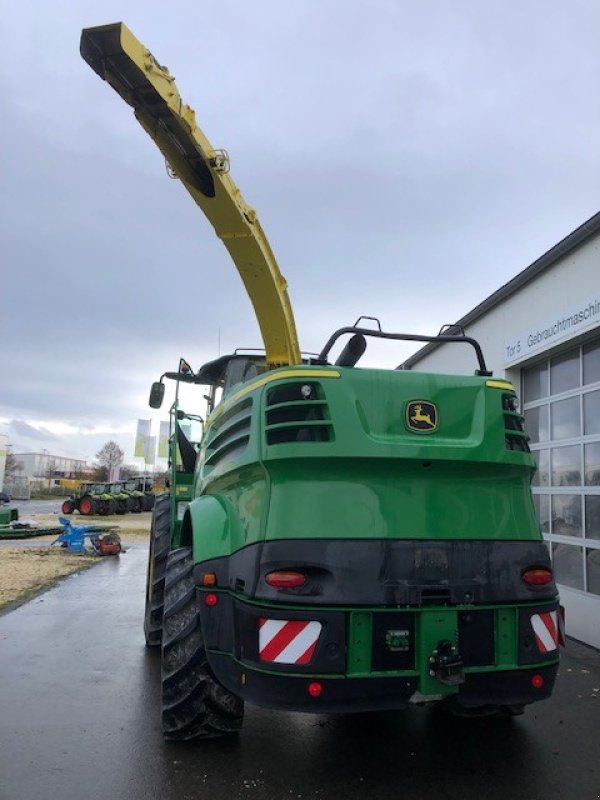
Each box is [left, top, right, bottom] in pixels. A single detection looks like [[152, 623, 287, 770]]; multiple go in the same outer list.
[[149, 381, 165, 409]]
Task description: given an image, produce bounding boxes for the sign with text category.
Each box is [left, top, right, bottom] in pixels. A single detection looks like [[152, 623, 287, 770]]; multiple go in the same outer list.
[[505, 293, 600, 367]]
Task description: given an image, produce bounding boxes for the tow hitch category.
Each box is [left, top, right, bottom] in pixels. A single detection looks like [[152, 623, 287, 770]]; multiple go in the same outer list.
[[429, 640, 465, 686]]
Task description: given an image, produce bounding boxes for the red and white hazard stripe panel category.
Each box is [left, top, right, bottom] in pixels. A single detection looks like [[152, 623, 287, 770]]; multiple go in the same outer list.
[[530, 611, 559, 653], [258, 619, 322, 665]]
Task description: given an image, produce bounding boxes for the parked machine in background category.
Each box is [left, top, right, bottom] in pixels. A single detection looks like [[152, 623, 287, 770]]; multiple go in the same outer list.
[[61, 482, 115, 516], [82, 22, 564, 742], [61, 479, 156, 516]]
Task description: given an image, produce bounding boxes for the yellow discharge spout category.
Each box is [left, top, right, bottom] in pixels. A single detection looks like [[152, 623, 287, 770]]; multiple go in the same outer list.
[[80, 22, 302, 367]]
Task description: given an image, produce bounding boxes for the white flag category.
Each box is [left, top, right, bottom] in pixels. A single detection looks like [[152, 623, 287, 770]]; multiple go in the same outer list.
[[158, 421, 170, 459], [144, 435, 157, 466], [135, 419, 151, 458]]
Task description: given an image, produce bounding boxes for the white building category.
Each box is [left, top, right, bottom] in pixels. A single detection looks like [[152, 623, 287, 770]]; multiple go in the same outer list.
[[404, 211, 600, 649], [0, 434, 7, 491], [13, 452, 87, 482]]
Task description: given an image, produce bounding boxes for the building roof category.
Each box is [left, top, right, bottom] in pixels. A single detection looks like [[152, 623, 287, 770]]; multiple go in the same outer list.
[[400, 209, 600, 369], [13, 452, 86, 462]]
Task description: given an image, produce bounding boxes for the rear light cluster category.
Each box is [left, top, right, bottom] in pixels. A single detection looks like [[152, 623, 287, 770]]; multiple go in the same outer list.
[[522, 567, 553, 586], [265, 571, 306, 589]]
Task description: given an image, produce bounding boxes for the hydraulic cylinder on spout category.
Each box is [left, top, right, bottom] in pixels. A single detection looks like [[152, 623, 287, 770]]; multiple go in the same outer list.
[[80, 22, 301, 368]]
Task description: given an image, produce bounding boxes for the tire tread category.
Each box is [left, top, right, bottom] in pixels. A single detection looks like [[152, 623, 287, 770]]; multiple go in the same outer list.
[[161, 548, 244, 740]]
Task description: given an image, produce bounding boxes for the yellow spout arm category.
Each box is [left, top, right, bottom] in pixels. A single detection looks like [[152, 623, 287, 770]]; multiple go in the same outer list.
[[80, 22, 301, 367]]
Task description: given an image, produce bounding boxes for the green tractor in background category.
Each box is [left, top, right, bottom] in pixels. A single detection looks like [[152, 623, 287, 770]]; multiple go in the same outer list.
[[119, 479, 156, 513], [62, 478, 156, 516], [62, 482, 116, 516], [120, 479, 145, 513], [134, 477, 156, 512]]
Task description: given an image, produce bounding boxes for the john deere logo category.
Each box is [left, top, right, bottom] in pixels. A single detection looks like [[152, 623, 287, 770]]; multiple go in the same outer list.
[[406, 400, 438, 433]]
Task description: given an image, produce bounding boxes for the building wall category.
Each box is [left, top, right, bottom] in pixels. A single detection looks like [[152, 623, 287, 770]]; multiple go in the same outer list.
[[408, 232, 600, 649], [13, 453, 87, 481], [0, 435, 7, 491], [407, 233, 600, 382]]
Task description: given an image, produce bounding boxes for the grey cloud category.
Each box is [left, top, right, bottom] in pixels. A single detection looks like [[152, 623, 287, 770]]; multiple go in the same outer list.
[[8, 420, 58, 441]]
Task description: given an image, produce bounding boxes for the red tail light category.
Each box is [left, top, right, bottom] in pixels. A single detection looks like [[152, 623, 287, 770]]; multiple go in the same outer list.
[[308, 681, 323, 697], [522, 568, 553, 586], [531, 674, 544, 689], [204, 593, 218, 607], [265, 571, 306, 588]]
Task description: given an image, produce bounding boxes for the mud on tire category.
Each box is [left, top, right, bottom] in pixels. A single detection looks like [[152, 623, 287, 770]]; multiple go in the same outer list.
[[143, 493, 171, 647], [161, 548, 244, 740]]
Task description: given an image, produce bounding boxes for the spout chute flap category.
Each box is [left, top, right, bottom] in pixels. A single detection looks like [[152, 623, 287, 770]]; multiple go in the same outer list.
[[80, 22, 302, 368]]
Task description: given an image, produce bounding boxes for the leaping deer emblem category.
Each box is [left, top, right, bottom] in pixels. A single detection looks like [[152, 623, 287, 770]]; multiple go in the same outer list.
[[407, 401, 437, 431], [411, 403, 433, 427]]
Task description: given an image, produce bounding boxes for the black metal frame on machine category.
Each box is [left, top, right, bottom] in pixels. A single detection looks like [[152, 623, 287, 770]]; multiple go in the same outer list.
[[317, 319, 492, 376]]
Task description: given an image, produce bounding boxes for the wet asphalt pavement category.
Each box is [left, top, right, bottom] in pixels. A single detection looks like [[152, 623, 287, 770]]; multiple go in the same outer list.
[[9, 499, 66, 516], [1, 546, 599, 800]]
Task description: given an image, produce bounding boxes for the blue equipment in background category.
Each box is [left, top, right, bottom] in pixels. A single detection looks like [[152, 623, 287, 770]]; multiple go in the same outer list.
[[53, 517, 119, 555]]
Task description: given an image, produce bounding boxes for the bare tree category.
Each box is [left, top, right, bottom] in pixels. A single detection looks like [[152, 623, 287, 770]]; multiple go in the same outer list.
[[120, 463, 141, 480], [90, 464, 108, 482], [95, 441, 125, 475]]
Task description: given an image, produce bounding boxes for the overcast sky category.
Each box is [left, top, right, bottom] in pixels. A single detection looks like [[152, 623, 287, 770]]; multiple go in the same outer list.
[[2, 0, 600, 465]]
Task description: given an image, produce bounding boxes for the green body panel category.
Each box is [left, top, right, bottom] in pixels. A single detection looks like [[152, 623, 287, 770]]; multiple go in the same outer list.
[[189, 464, 268, 561], [265, 459, 535, 541], [190, 365, 538, 556]]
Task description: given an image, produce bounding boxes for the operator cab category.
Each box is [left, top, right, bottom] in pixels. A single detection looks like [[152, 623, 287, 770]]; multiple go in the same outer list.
[[196, 353, 269, 401]]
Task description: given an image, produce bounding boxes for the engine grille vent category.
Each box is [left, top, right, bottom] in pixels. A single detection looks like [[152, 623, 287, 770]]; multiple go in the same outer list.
[[502, 394, 530, 453], [205, 398, 252, 468], [265, 382, 333, 445]]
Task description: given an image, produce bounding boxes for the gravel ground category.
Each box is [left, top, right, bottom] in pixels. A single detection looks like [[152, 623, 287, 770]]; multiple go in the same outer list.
[[0, 547, 97, 611]]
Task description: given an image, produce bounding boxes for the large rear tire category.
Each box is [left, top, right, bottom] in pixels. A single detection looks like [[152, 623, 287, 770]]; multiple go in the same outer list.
[[96, 499, 110, 516], [79, 496, 95, 515], [131, 497, 143, 513], [61, 500, 74, 515], [143, 494, 171, 647], [161, 548, 244, 740]]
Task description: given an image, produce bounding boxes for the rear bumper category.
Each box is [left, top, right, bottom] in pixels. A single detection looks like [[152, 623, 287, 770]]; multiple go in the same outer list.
[[208, 653, 558, 714], [199, 592, 561, 713]]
